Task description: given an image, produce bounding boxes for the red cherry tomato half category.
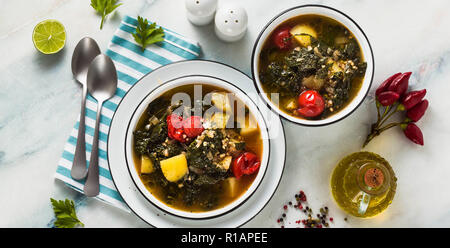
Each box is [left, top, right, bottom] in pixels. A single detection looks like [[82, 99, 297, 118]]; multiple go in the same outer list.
[[232, 152, 261, 179], [167, 114, 188, 143], [167, 114, 183, 130], [183, 116, 204, 138], [297, 90, 325, 117], [273, 27, 292, 50]]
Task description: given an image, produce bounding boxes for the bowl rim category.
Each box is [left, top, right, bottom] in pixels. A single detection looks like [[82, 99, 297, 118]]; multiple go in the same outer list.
[[124, 74, 271, 220], [106, 59, 287, 228], [250, 4, 375, 126]]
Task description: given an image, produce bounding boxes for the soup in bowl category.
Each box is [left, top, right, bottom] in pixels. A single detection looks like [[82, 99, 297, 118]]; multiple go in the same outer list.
[[252, 5, 374, 126], [125, 75, 270, 219]]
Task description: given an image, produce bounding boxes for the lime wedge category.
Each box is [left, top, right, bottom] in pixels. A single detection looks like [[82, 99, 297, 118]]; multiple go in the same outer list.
[[32, 20, 66, 54]]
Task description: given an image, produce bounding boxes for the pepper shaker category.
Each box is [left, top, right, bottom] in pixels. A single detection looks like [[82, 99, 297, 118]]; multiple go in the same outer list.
[[214, 3, 248, 42], [185, 0, 218, 26]]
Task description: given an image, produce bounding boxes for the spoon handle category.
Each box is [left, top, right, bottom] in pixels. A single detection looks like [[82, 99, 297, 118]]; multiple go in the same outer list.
[[84, 100, 103, 197], [71, 85, 88, 180]]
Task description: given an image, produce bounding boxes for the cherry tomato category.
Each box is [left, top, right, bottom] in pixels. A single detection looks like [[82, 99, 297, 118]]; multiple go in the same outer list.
[[167, 114, 183, 130], [273, 26, 292, 50], [183, 116, 204, 138], [172, 128, 188, 143], [232, 152, 261, 179], [167, 114, 187, 143], [297, 90, 325, 117]]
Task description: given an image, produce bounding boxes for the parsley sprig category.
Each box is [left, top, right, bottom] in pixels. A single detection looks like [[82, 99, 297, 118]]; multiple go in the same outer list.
[[132, 16, 165, 51], [91, 0, 122, 30], [50, 198, 84, 228]]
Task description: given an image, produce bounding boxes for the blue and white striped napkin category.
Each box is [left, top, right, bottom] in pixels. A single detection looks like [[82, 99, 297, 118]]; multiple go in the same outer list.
[[55, 16, 201, 211]]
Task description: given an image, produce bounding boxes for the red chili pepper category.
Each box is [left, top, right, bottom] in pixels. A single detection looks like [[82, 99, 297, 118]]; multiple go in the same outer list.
[[377, 91, 400, 106], [387, 72, 412, 96], [406, 99, 428, 122], [376, 72, 402, 98], [183, 116, 204, 138], [402, 123, 424, 146], [231, 152, 261, 179], [297, 90, 325, 117], [401, 89, 427, 110]]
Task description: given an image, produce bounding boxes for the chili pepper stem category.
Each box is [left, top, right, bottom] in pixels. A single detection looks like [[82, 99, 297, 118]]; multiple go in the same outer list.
[[379, 104, 402, 127], [364, 103, 407, 147], [376, 105, 391, 126]]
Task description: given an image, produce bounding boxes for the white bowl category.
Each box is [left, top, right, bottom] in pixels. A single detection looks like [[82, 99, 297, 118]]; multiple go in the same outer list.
[[125, 75, 270, 219], [251, 4, 374, 126]]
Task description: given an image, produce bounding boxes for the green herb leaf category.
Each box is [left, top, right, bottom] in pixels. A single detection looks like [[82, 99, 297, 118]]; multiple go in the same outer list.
[[50, 198, 84, 228], [133, 16, 165, 51], [91, 0, 122, 29]]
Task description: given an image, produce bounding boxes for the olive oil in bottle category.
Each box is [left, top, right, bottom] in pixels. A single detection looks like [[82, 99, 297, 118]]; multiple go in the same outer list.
[[330, 152, 397, 218]]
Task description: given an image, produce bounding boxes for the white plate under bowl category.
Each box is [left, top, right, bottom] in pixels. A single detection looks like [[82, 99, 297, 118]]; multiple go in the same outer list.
[[125, 75, 271, 219], [251, 4, 375, 126], [108, 60, 286, 227]]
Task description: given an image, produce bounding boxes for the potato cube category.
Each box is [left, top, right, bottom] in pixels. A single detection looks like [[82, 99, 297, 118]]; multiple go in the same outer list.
[[160, 154, 188, 182], [290, 24, 317, 47], [217, 155, 232, 170], [331, 61, 344, 74], [211, 92, 231, 112], [285, 98, 298, 111], [238, 114, 258, 136], [140, 155, 154, 174], [211, 112, 230, 129], [225, 177, 239, 198]]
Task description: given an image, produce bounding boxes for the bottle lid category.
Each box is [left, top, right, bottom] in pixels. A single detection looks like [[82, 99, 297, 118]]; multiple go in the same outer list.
[[364, 167, 384, 188]]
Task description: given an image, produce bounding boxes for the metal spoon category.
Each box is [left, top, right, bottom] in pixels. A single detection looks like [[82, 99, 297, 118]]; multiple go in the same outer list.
[[84, 54, 118, 197], [71, 37, 101, 180]]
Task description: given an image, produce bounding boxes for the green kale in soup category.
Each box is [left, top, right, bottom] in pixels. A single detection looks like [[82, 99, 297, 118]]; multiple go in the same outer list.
[[133, 85, 263, 212], [258, 15, 367, 120]]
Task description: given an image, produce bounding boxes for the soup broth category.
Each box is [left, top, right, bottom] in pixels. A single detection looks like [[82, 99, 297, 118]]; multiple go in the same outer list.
[[133, 84, 263, 213], [258, 14, 367, 120]]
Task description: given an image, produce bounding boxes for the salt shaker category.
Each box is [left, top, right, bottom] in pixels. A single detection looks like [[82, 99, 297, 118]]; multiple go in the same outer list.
[[185, 0, 218, 26], [214, 4, 248, 42]]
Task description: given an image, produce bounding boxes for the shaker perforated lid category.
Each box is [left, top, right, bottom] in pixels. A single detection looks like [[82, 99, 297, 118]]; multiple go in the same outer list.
[[185, 0, 217, 16], [185, 0, 217, 26], [214, 3, 248, 42]]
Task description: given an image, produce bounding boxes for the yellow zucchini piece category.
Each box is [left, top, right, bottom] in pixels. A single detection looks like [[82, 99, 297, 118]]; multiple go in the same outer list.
[[290, 24, 317, 47], [140, 155, 154, 174], [211, 112, 230, 129], [160, 154, 188, 182], [211, 92, 231, 112]]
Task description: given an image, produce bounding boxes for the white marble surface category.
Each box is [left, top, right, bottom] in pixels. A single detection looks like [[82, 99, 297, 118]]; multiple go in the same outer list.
[[1, 0, 449, 228]]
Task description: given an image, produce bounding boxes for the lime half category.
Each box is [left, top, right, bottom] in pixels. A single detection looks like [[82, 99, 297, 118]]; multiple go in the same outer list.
[[32, 20, 66, 54]]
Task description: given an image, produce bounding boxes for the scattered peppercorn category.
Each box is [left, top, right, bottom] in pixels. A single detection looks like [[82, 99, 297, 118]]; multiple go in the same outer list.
[[276, 189, 334, 228]]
